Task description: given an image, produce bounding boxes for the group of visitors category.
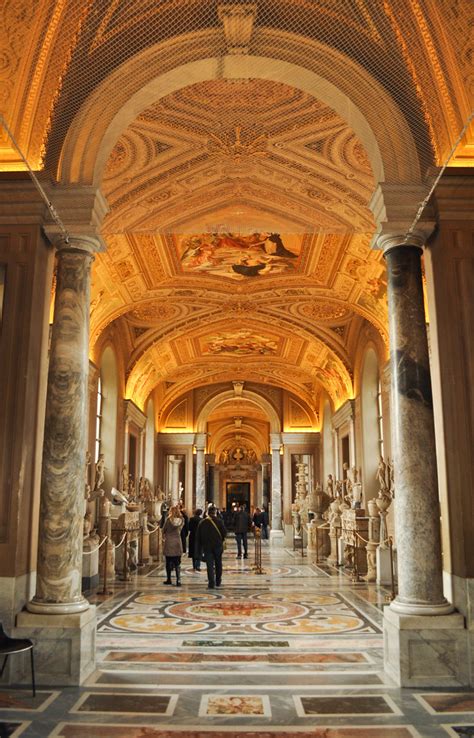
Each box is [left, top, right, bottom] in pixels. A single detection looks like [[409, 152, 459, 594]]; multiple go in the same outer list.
[[161, 502, 269, 589]]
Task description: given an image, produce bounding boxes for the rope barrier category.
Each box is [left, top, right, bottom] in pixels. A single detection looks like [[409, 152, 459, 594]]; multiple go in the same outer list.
[[82, 535, 108, 556], [114, 532, 127, 550]]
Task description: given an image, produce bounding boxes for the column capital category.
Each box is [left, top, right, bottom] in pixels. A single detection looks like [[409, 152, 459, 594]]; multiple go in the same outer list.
[[43, 183, 109, 251], [369, 181, 436, 251], [194, 432, 207, 451], [270, 433, 282, 451], [45, 232, 103, 256]]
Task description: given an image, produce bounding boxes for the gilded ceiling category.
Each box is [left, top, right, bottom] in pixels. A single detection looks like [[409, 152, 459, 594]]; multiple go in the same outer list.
[[0, 0, 472, 423]]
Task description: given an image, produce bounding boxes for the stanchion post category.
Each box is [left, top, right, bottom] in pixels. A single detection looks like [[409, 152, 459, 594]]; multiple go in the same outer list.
[[335, 524, 340, 566], [388, 536, 396, 600], [102, 536, 109, 595], [123, 531, 128, 581], [352, 533, 360, 582], [315, 524, 320, 564]]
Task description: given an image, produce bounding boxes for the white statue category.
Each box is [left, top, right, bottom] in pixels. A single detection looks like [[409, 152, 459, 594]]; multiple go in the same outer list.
[[94, 453, 105, 491], [376, 456, 388, 493]]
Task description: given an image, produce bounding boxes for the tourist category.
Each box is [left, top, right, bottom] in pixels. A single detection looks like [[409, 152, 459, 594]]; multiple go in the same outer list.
[[162, 505, 184, 587], [261, 506, 269, 540], [234, 503, 251, 558], [196, 504, 227, 589], [179, 503, 189, 554], [188, 508, 203, 571]]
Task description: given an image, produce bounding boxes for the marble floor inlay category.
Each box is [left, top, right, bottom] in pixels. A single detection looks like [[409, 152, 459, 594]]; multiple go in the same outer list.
[[0, 548, 471, 738]]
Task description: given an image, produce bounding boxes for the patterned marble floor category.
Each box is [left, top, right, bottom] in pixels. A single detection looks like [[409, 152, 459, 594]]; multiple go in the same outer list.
[[1, 545, 473, 737]]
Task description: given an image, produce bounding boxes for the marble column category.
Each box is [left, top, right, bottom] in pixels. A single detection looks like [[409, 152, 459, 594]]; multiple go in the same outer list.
[[28, 238, 96, 615], [384, 243, 450, 616], [194, 433, 207, 511], [380, 237, 466, 688], [270, 434, 284, 545], [169, 457, 181, 505]]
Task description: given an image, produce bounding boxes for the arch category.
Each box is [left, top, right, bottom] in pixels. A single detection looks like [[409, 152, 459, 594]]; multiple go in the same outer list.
[[59, 34, 421, 188], [99, 345, 119, 491], [196, 389, 281, 435], [360, 347, 381, 502]]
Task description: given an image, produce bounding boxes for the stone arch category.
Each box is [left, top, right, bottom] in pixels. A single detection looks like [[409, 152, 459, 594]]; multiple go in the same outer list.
[[59, 35, 422, 189], [196, 389, 281, 435]]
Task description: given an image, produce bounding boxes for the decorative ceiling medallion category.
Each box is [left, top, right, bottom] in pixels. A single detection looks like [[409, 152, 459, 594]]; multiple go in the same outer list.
[[128, 301, 182, 323], [175, 232, 303, 280], [298, 301, 351, 321]]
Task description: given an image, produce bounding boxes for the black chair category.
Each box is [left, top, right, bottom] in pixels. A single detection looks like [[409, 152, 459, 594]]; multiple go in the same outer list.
[[0, 624, 35, 697]]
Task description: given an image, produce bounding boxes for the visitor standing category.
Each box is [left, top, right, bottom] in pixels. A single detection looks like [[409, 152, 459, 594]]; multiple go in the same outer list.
[[234, 503, 251, 558], [196, 504, 227, 589], [180, 504, 189, 554], [162, 505, 184, 586], [188, 508, 203, 571]]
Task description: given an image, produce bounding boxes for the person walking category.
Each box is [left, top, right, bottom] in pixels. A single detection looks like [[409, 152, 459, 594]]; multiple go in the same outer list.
[[188, 508, 203, 572], [162, 505, 184, 586], [196, 504, 227, 589], [234, 503, 251, 558], [261, 506, 269, 540], [180, 504, 189, 554]]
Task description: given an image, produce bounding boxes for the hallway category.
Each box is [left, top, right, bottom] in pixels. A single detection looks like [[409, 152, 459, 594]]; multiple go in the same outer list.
[[1, 545, 472, 737]]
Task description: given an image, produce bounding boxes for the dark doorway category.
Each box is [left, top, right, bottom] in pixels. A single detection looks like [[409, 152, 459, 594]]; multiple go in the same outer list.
[[226, 482, 250, 512]]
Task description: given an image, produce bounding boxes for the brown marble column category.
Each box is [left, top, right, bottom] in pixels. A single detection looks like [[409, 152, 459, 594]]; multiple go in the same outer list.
[[384, 242, 451, 616], [28, 237, 96, 614]]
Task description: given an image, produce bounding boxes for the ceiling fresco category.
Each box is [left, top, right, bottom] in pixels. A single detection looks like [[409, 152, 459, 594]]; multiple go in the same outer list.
[[175, 232, 303, 280]]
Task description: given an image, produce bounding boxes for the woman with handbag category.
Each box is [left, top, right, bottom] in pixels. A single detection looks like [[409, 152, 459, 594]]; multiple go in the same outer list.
[[196, 504, 227, 589], [162, 505, 184, 587]]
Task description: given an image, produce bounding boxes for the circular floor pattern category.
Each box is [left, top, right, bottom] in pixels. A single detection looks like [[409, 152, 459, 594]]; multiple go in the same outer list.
[[262, 614, 363, 634], [254, 592, 340, 606], [135, 593, 217, 605], [166, 598, 308, 624], [109, 614, 208, 634]]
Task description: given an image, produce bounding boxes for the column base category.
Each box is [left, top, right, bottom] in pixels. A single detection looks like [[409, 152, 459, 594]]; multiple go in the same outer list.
[[270, 529, 285, 547], [15, 606, 97, 686], [383, 606, 468, 687]]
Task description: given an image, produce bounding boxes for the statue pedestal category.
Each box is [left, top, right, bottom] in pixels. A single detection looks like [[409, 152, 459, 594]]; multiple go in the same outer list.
[[149, 527, 161, 560], [82, 535, 100, 590], [341, 509, 368, 576], [384, 607, 468, 687], [16, 607, 96, 686], [270, 529, 284, 547], [377, 546, 393, 585]]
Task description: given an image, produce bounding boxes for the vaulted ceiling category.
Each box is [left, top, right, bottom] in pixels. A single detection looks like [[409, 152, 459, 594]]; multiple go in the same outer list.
[[1, 0, 472, 421]]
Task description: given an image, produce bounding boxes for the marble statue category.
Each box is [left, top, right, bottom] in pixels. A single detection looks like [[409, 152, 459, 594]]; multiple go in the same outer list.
[[376, 456, 388, 493], [326, 474, 334, 497], [138, 476, 146, 499], [94, 453, 105, 491], [143, 478, 153, 501], [121, 464, 129, 492]]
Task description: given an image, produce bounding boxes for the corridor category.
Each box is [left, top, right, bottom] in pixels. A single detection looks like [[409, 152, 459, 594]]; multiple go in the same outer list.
[[0, 544, 472, 737]]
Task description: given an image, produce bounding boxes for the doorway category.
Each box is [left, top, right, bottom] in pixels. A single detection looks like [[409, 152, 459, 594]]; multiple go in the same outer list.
[[226, 482, 250, 512]]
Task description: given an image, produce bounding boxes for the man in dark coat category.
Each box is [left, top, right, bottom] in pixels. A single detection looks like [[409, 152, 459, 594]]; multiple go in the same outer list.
[[188, 508, 203, 571], [233, 503, 251, 558], [196, 504, 227, 589]]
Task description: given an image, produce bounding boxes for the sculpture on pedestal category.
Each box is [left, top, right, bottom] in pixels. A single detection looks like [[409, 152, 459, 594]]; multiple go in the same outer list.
[[94, 453, 105, 491]]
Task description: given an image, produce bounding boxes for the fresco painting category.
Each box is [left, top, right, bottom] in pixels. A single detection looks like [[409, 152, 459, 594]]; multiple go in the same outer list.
[[202, 330, 279, 356], [176, 232, 303, 279]]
